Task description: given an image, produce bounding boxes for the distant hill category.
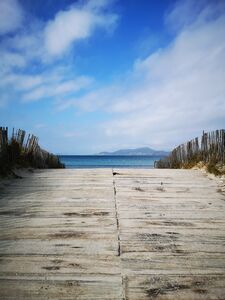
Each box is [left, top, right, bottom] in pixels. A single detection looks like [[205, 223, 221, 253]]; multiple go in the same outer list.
[[98, 147, 169, 156]]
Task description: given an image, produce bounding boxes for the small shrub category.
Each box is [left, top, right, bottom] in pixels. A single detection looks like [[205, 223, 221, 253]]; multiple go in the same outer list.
[[207, 162, 221, 176]]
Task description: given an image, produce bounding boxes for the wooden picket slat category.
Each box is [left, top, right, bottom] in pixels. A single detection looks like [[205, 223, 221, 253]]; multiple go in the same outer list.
[[0, 127, 64, 170], [156, 129, 225, 168]]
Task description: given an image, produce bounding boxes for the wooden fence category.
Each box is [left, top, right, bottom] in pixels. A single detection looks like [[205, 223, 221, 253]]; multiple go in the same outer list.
[[155, 129, 225, 169], [0, 127, 7, 150], [0, 127, 64, 172]]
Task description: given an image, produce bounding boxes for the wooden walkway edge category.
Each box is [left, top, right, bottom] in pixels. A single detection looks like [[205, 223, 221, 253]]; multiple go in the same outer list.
[[0, 169, 225, 299]]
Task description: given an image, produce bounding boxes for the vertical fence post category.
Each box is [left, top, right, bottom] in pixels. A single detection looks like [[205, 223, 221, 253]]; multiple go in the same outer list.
[[155, 129, 225, 169]]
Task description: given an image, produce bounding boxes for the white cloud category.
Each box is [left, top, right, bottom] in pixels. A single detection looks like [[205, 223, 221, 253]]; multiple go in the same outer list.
[[44, 1, 117, 56], [16, 75, 43, 90], [0, 0, 118, 109], [0, 0, 118, 81], [1, 0, 224, 152], [0, 73, 43, 90], [10, 27, 45, 61], [59, 0, 225, 149], [22, 76, 93, 102], [0, 64, 93, 105], [0, 0, 24, 35], [165, 0, 225, 32], [0, 51, 26, 72]]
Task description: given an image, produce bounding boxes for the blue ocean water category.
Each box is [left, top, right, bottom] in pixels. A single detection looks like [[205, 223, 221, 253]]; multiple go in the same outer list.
[[59, 155, 163, 169]]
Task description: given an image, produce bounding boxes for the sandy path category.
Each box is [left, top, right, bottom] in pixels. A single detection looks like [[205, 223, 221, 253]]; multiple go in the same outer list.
[[0, 168, 225, 299]]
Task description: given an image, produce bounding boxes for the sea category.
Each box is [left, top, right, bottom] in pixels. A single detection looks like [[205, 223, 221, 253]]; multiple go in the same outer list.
[[59, 155, 164, 169]]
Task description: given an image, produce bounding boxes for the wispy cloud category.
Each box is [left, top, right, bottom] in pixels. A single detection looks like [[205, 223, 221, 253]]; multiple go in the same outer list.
[[0, 0, 118, 108], [1, 74, 42, 90], [58, 0, 225, 148], [0, 51, 26, 72], [22, 75, 93, 102], [0, 0, 24, 35], [1, 0, 225, 153], [165, 0, 225, 32], [44, 0, 118, 56], [0, 66, 93, 103], [1, 0, 118, 63]]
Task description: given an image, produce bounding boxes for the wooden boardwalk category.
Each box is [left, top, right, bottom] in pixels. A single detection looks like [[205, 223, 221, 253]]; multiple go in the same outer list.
[[0, 169, 225, 299]]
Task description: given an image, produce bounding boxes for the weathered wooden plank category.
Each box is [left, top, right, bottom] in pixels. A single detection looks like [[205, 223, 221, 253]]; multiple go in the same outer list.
[[0, 275, 122, 300], [113, 168, 225, 299], [125, 275, 225, 300], [0, 255, 120, 275], [0, 168, 225, 299]]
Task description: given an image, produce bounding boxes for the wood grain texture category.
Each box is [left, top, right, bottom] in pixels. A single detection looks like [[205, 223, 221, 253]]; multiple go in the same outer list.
[[0, 168, 225, 299]]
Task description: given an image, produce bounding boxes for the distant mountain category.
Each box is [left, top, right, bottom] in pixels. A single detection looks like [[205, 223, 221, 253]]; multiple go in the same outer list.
[[98, 147, 169, 156]]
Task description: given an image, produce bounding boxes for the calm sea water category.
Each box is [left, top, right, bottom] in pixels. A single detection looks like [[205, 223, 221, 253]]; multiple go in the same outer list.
[[59, 155, 163, 169]]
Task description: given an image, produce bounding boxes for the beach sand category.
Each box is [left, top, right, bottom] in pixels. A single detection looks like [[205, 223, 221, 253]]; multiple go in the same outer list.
[[0, 168, 225, 299]]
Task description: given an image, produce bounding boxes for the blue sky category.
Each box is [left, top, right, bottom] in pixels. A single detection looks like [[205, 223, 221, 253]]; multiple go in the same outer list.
[[0, 0, 225, 154]]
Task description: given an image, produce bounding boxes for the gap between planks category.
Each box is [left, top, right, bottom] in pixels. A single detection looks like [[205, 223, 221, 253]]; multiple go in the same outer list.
[[112, 169, 126, 300]]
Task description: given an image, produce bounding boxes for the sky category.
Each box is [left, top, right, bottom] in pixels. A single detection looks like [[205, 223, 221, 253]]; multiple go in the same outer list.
[[0, 0, 225, 154]]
